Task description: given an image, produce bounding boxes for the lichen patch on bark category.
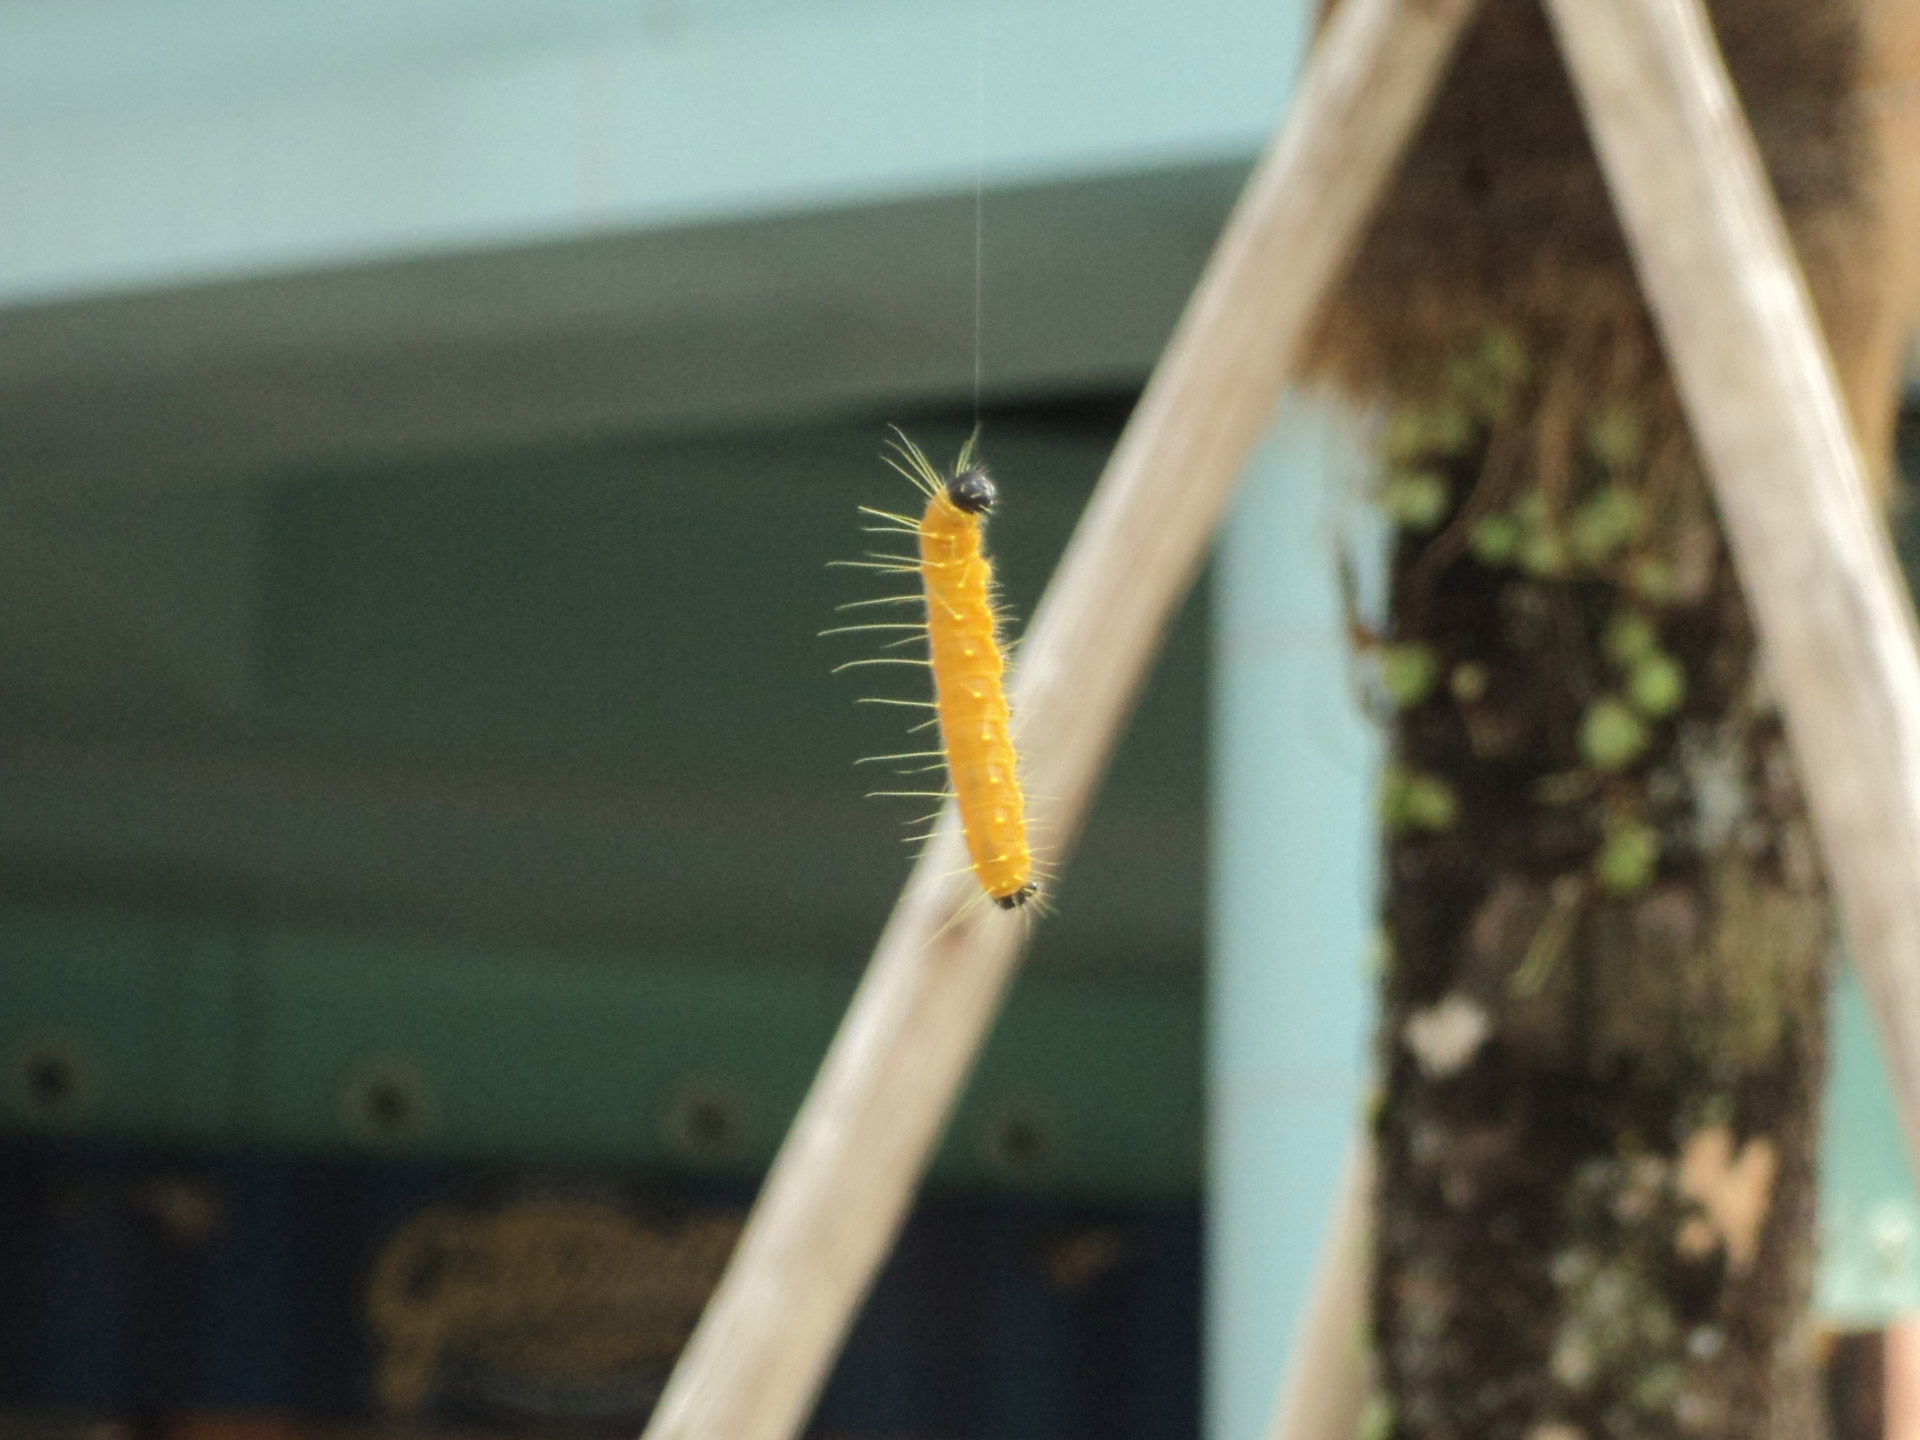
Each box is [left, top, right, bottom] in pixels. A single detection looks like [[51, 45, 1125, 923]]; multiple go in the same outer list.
[[1676, 1127, 1779, 1275]]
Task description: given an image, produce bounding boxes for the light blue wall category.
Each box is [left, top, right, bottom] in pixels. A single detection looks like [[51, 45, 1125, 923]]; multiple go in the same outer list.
[[1209, 406, 1376, 1440], [1820, 964, 1920, 1326], [0, 0, 1312, 304]]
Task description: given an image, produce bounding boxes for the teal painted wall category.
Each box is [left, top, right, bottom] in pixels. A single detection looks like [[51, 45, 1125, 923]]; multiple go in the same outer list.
[[0, 910, 1200, 1196], [1209, 404, 1375, 1440]]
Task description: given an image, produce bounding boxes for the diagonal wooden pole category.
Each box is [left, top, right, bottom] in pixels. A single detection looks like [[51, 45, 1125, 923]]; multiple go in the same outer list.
[[1543, 0, 1920, 1173], [641, 1, 1479, 1436]]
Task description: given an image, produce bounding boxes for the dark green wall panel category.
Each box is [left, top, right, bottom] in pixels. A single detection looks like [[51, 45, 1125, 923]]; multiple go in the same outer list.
[[0, 912, 1200, 1198]]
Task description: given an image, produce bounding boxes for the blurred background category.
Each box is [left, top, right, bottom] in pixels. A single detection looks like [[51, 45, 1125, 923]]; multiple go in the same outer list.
[[0, 2, 1912, 1439]]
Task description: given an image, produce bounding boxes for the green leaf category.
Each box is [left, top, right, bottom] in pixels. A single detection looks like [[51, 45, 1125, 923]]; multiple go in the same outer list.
[[1603, 610, 1659, 668], [1596, 822, 1661, 894], [1568, 486, 1646, 565], [1380, 643, 1440, 709], [1379, 471, 1451, 531], [1586, 404, 1644, 469], [1628, 652, 1686, 717], [1382, 767, 1460, 833], [1627, 557, 1677, 604], [1580, 697, 1651, 771], [1449, 661, 1490, 704], [1518, 529, 1569, 578], [1384, 406, 1475, 462], [1470, 514, 1521, 565]]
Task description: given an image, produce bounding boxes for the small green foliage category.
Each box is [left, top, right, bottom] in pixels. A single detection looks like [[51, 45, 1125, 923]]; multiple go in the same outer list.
[[1483, 330, 1528, 385], [1378, 471, 1451, 530], [1518, 529, 1570, 578], [1629, 651, 1687, 718], [1450, 661, 1489, 704], [1586, 404, 1645, 469], [1385, 405, 1475, 463], [1366, 928, 1394, 979], [1596, 822, 1661, 894], [1470, 513, 1521, 565], [1358, 1396, 1395, 1440], [1382, 766, 1460, 833], [1379, 768, 1409, 827], [1569, 485, 1647, 565], [1510, 488, 1569, 576], [1379, 643, 1440, 709], [1404, 775, 1459, 830], [1383, 412, 1425, 463], [1513, 489, 1549, 530], [1603, 609, 1660, 668], [1628, 556, 1678, 604], [1448, 329, 1530, 418], [1581, 696, 1652, 771]]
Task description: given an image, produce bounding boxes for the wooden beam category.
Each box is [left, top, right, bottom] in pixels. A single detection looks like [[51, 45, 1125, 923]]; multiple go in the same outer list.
[[640, 0, 1480, 1436], [1544, 0, 1920, 1166]]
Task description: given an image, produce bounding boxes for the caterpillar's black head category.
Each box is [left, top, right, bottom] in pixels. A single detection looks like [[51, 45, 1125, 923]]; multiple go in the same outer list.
[[946, 467, 998, 515]]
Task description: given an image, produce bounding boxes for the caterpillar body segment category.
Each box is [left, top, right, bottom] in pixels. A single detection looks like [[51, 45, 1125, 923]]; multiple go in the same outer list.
[[869, 429, 1037, 912], [828, 430, 1041, 910], [916, 487, 1035, 907]]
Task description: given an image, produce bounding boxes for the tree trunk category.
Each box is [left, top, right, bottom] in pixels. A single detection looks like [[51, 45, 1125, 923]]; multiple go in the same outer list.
[[1310, 1, 1920, 1435]]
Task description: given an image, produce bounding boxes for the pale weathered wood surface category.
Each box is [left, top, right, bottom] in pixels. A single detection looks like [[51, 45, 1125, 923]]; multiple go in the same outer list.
[[1545, 0, 1920, 1167], [640, 1, 1481, 1436], [1263, 1140, 1374, 1440]]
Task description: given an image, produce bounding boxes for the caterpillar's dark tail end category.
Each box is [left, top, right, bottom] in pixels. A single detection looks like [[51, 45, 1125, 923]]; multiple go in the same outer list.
[[993, 882, 1040, 911]]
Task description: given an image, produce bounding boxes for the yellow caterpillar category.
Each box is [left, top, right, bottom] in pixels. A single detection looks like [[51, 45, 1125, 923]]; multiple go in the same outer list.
[[830, 430, 1038, 910]]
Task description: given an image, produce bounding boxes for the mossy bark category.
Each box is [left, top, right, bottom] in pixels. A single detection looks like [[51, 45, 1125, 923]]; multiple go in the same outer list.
[[1370, 365, 1830, 1438]]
